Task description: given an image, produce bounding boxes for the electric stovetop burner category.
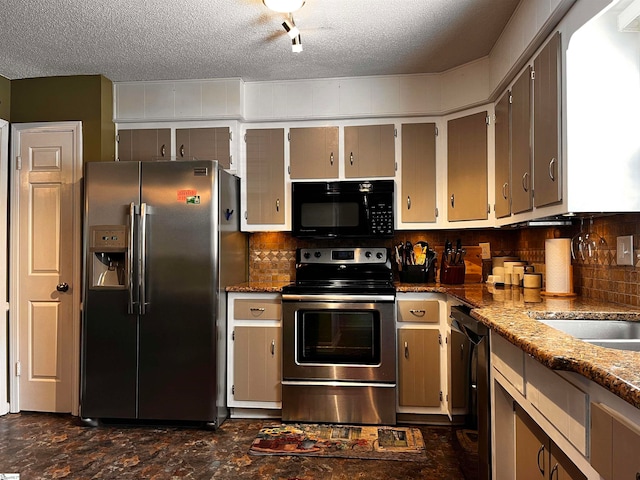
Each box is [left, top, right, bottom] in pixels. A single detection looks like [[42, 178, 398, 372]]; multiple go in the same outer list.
[[282, 247, 395, 295]]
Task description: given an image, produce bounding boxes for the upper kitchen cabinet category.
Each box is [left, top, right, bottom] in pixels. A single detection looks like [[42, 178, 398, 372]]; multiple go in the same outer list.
[[344, 124, 395, 178], [117, 128, 171, 162], [494, 91, 511, 219], [400, 123, 437, 224], [494, 67, 533, 220], [532, 32, 562, 208], [447, 111, 488, 222], [289, 126, 339, 179], [244, 128, 285, 227], [511, 66, 533, 214], [176, 127, 231, 169]]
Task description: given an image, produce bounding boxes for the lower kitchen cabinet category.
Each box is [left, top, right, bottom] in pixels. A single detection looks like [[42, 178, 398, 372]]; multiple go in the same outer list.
[[398, 329, 441, 407], [227, 292, 282, 415], [590, 402, 640, 480], [515, 405, 586, 480], [447, 328, 469, 412]]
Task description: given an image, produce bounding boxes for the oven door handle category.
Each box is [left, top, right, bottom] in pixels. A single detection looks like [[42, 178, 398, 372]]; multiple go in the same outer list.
[[281, 380, 396, 388], [282, 293, 395, 302]]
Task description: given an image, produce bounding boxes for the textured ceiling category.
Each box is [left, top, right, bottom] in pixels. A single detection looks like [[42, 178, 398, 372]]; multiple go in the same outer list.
[[0, 0, 521, 82]]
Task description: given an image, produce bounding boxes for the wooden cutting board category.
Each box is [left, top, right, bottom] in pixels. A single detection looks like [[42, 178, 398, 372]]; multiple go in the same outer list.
[[463, 246, 483, 283]]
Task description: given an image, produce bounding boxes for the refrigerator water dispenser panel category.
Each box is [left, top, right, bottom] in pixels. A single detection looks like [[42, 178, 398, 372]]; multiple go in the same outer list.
[[89, 225, 127, 289]]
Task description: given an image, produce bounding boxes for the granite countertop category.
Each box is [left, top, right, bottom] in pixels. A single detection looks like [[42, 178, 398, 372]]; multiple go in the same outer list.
[[227, 281, 640, 410]]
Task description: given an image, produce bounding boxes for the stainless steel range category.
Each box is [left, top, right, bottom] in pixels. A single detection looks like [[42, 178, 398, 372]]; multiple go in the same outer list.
[[281, 247, 396, 425]]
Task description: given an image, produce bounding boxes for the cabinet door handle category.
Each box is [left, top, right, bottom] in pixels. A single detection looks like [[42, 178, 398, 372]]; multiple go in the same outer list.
[[407, 195, 411, 210], [450, 193, 455, 208], [271, 340, 275, 356], [330, 152, 334, 165], [250, 307, 265, 313], [404, 341, 409, 358], [276, 198, 280, 212], [409, 309, 425, 316], [522, 172, 529, 192], [502, 182, 509, 200], [160, 144, 166, 157], [537, 445, 545, 475], [548, 157, 556, 181], [179, 144, 185, 157], [460, 343, 464, 360], [350, 152, 354, 165], [550, 464, 559, 480]]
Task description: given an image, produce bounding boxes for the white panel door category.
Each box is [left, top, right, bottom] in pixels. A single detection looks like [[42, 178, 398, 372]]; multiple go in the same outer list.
[[12, 123, 81, 413], [0, 120, 9, 416]]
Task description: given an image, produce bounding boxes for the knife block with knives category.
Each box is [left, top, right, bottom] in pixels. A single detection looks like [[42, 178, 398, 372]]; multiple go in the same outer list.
[[396, 241, 437, 283], [440, 239, 466, 284]]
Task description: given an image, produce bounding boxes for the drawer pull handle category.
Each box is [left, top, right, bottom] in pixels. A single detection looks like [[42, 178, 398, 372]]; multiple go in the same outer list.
[[537, 445, 545, 475], [249, 307, 266, 316], [404, 341, 409, 358], [409, 309, 425, 316], [271, 340, 275, 356], [330, 152, 334, 165]]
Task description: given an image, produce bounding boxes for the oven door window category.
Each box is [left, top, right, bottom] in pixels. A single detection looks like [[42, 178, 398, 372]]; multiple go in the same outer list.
[[297, 310, 380, 365]]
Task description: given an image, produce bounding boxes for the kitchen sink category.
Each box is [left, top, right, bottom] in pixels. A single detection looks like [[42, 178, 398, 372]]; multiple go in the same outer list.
[[537, 319, 640, 352]]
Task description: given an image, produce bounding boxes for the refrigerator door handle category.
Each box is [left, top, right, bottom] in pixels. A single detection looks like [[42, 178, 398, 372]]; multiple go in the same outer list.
[[127, 202, 136, 314], [140, 202, 148, 315]]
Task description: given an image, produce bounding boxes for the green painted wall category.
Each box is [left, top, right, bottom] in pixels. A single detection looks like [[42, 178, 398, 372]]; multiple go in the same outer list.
[[0, 75, 10, 121], [11, 75, 114, 162]]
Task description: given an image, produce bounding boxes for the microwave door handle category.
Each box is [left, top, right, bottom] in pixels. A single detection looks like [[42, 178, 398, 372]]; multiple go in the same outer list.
[[363, 194, 370, 220]]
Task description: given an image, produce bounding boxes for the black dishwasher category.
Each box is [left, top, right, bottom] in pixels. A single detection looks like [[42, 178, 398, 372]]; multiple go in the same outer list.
[[450, 305, 491, 480]]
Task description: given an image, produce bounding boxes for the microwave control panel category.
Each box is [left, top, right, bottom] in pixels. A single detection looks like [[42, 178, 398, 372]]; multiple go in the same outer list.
[[370, 203, 394, 235]]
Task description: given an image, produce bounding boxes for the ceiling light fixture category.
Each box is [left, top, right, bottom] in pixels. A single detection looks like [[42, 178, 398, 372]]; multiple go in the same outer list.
[[292, 34, 303, 53], [282, 17, 300, 39], [263, 0, 305, 13]]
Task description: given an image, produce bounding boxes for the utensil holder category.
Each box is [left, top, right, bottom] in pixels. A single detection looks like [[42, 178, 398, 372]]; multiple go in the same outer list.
[[399, 263, 437, 283], [440, 261, 465, 284]]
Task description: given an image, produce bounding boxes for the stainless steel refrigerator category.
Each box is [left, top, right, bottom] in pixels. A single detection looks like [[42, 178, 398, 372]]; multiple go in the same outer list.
[[80, 160, 247, 427]]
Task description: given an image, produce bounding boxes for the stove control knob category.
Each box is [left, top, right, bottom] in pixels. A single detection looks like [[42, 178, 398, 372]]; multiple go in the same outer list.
[[376, 252, 384, 259], [314, 251, 322, 258], [303, 252, 311, 259], [365, 251, 372, 258]]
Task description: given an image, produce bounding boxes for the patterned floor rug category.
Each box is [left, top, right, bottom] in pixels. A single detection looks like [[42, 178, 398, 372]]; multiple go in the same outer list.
[[249, 424, 428, 462]]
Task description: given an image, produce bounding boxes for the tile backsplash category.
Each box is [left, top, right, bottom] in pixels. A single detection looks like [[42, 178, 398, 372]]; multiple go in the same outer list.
[[248, 213, 640, 308]]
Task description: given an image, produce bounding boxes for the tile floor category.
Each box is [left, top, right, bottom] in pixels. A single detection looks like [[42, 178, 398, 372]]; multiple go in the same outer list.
[[0, 412, 470, 479]]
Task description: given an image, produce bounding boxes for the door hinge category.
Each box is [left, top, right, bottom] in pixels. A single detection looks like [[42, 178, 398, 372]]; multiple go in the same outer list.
[[244, 133, 247, 142], [15, 361, 21, 376], [232, 330, 235, 341], [229, 131, 233, 141], [435, 126, 439, 136], [244, 211, 248, 220], [509, 93, 513, 104], [485, 115, 491, 125], [229, 154, 233, 166], [394, 128, 397, 137], [287, 132, 291, 141], [488, 203, 491, 214], [232, 385, 235, 395], [288, 165, 291, 174], [439, 391, 443, 402], [395, 162, 397, 171], [435, 207, 439, 218], [531, 70, 535, 80], [15, 156, 21, 170], [116, 134, 120, 143], [438, 333, 442, 345]]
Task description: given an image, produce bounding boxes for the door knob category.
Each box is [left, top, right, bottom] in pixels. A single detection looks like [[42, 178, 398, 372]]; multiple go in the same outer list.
[[56, 283, 69, 292]]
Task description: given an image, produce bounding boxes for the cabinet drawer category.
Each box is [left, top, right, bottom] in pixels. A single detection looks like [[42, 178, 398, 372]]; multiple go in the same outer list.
[[234, 299, 281, 320], [490, 332, 525, 395], [525, 355, 588, 455], [397, 300, 439, 323]]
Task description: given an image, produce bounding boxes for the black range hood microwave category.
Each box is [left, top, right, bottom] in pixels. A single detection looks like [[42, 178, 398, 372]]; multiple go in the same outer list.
[[291, 180, 394, 239]]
